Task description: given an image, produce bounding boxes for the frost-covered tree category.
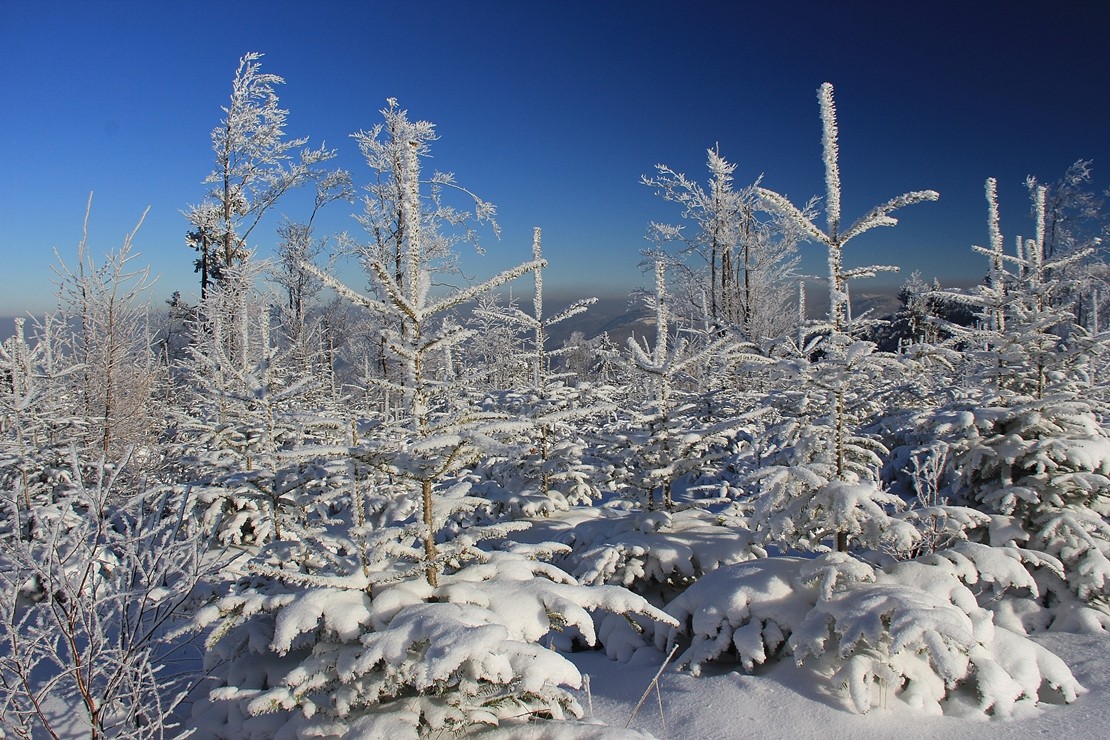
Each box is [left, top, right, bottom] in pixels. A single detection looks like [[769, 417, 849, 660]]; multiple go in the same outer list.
[[644, 147, 803, 342], [0, 451, 211, 738], [462, 292, 530, 391], [0, 315, 84, 538], [749, 336, 919, 554], [190, 101, 678, 738], [611, 260, 758, 512], [53, 197, 160, 459], [757, 83, 938, 333], [555, 330, 622, 384], [467, 229, 614, 505], [187, 52, 336, 299], [1028, 160, 1109, 333], [305, 100, 543, 586], [1032, 159, 1105, 261], [344, 98, 497, 291], [921, 179, 1110, 628], [337, 98, 501, 403], [869, 270, 975, 352], [272, 168, 354, 355], [744, 83, 936, 553], [174, 257, 346, 548], [936, 177, 1101, 400]]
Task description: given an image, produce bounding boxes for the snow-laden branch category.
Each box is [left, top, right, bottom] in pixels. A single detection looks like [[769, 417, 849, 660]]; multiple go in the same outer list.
[[841, 264, 900, 281], [423, 259, 545, 319], [840, 190, 940, 243], [756, 187, 829, 246], [297, 260, 390, 316]]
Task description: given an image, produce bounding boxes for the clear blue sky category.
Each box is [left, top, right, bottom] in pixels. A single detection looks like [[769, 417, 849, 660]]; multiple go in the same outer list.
[[2, 0, 1108, 317]]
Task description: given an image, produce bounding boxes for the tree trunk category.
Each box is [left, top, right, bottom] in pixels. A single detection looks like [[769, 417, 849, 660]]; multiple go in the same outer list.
[[422, 478, 438, 587]]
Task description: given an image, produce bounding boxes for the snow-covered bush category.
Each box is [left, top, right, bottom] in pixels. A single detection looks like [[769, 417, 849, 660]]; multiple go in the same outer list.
[[558, 506, 761, 600], [470, 382, 618, 512], [657, 552, 1086, 716], [610, 259, 759, 512], [0, 451, 211, 738], [0, 315, 84, 538], [748, 335, 919, 554], [192, 547, 676, 738], [946, 396, 1110, 629]]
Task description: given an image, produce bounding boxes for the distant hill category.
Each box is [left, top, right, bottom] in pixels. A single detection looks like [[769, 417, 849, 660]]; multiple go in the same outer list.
[[0, 316, 19, 341], [850, 291, 902, 322], [543, 286, 904, 349], [543, 295, 653, 347], [0, 287, 904, 351]]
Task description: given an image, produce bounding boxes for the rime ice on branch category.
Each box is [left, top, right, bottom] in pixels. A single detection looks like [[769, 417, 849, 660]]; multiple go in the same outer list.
[[757, 83, 938, 332]]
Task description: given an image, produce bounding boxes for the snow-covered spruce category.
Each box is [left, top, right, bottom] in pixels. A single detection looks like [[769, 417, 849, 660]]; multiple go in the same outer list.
[[757, 82, 937, 335], [642, 146, 804, 342], [191, 549, 676, 737], [657, 553, 1085, 716], [547, 506, 760, 600], [945, 395, 1110, 630], [462, 232, 620, 513], [467, 382, 619, 513], [175, 259, 354, 548], [616, 259, 758, 513], [747, 335, 919, 554]]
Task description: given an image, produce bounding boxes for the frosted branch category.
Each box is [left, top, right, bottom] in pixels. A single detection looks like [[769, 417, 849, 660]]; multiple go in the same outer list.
[[841, 190, 940, 243], [756, 188, 829, 246], [819, 83, 842, 239]]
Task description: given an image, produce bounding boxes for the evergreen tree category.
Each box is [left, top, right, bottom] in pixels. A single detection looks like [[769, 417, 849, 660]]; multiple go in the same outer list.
[[934, 178, 1110, 628], [190, 101, 676, 738], [758, 83, 938, 335], [643, 147, 802, 340], [186, 52, 337, 300], [53, 197, 161, 460]]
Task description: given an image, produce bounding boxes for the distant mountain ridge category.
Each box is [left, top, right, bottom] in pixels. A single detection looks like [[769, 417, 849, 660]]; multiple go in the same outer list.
[[0, 287, 903, 351]]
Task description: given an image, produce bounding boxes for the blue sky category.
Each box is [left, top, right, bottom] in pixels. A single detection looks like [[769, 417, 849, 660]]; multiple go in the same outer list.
[[1, 0, 1108, 317]]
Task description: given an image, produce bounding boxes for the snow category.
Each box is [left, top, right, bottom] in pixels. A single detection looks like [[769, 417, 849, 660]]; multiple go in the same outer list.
[[564, 631, 1110, 739]]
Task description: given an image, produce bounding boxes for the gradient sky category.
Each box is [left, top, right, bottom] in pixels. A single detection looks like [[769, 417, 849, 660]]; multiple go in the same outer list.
[[2, 0, 1108, 317]]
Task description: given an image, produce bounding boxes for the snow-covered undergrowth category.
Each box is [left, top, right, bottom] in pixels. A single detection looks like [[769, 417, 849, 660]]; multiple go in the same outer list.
[[543, 506, 760, 604], [191, 548, 676, 738], [657, 551, 1086, 717]]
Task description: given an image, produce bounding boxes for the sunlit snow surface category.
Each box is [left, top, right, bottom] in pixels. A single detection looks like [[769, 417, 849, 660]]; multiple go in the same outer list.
[[526, 632, 1110, 739]]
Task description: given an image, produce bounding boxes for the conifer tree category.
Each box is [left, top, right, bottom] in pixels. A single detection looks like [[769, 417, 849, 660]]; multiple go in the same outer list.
[[616, 260, 757, 512], [758, 83, 938, 334], [0, 315, 83, 537], [469, 229, 613, 506], [186, 52, 337, 300], [749, 83, 937, 553], [190, 101, 677, 738], [53, 197, 160, 460], [644, 147, 802, 341], [932, 178, 1110, 627]]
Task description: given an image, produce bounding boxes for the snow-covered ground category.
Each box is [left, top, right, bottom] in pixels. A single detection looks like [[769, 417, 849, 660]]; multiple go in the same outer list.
[[546, 631, 1110, 739]]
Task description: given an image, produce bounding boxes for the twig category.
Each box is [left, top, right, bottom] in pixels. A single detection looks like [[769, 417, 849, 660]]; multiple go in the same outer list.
[[626, 644, 678, 728]]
